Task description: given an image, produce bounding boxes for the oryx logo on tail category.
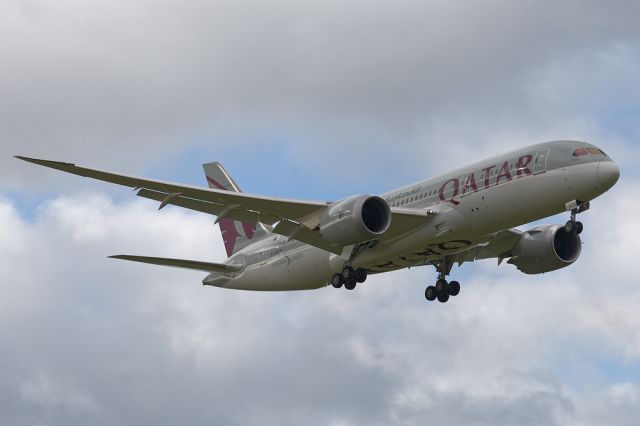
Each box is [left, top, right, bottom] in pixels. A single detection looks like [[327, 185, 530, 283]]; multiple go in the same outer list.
[[203, 162, 268, 257]]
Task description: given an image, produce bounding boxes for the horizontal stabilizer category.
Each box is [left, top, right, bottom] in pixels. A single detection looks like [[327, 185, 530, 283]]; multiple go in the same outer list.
[[109, 255, 243, 273]]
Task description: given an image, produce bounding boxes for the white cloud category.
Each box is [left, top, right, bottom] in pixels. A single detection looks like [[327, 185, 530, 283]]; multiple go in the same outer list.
[[0, 176, 637, 425], [1, 1, 640, 424], [2, 0, 639, 189], [607, 383, 639, 405]]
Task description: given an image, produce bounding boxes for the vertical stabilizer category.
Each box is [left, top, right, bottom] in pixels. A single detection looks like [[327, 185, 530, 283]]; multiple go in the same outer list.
[[203, 162, 269, 257]]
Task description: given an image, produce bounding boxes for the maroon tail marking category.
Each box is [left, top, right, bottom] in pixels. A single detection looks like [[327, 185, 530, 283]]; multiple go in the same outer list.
[[219, 219, 239, 257], [207, 175, 256, 256], [207, 176, 227, 190]]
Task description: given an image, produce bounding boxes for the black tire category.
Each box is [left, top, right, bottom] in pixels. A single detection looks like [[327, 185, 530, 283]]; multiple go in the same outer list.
[[437, 292, 450, 303], [344, 280, 356, 290], [342, 267, 354, 281], [565, 220, 575, 233], [575, 221, 583, 235], [435, 279, 447, 293], [355, 268, 368, 283], [425, 286, 437, 301], [331, 273, 343, 288], [448, 281, 460, 296]]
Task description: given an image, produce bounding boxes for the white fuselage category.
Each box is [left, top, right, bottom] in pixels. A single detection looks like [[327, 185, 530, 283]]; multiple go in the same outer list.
[[206, 141, 618, 290]]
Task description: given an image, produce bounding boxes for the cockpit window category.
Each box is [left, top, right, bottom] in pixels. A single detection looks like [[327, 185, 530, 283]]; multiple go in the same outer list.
[[572, 147, 607, 157]]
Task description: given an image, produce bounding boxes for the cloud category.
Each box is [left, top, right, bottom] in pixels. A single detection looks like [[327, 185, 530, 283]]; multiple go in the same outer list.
[[19, 372, 100, 414], [2, 0, 639, 189], [0, 173, 638, 425], [2, 1, 640, 424]]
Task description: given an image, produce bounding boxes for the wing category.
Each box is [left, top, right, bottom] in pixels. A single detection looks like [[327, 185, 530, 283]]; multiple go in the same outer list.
[[453, 228, 523, 265], [109, 255, 243, 273], [15, 156, 326, 221], [16, 156, 434, 254]]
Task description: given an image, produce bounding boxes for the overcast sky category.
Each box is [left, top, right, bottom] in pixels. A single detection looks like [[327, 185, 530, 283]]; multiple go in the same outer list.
[[1, 1, 640, 425]]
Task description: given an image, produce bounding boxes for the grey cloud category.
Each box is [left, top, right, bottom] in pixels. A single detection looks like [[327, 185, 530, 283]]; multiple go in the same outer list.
[[2, 0, 640, 188], [1, 183, 639, 425], [2, 1, 640, 425]]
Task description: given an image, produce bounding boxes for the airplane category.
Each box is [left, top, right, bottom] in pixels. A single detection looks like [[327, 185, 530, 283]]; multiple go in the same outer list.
[[15, 140, 619, 303]]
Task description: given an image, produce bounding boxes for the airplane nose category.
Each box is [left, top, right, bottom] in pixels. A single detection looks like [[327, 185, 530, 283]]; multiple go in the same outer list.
[[597, 161, 620, 188]]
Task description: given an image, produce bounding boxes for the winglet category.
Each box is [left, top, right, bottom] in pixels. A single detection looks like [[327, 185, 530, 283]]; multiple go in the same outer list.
[[15, 156, 76, 168]]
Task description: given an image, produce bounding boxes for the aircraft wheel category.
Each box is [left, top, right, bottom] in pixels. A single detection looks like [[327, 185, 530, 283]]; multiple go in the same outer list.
[[425, 286, 437, 301], [355, 268, 368, 283], [331, 273, 343, 288], [565, 220, 575, 233], [574, 221, 583, 235], [437, 292, 450, 303], [344, 280, 357, 291], [342, 267, 354, 281], [448, 281, 460, 296], [435, 278, 447, 293]]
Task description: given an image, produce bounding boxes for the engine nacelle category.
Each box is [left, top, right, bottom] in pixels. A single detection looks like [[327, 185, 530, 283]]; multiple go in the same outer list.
[[508, 224, 581, 274], [318, 195, 391, 246]]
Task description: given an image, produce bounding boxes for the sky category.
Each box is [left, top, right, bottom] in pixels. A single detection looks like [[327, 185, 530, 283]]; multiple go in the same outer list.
[[1, 1, 640, 425]]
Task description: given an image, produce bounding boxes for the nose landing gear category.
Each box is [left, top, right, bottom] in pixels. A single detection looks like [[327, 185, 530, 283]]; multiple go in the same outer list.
[[425, 256, 461, 303], [565, 220, 583, 235], [565, 200, 589, 235]]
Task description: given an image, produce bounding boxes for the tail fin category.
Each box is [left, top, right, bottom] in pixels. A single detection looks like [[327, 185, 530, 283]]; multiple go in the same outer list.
[[203, 162, 269, 257]]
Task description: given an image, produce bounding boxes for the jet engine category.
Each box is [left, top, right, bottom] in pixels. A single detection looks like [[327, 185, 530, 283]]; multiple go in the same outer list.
[[507, 224, 581, 274], [318, 195, 391, 245]]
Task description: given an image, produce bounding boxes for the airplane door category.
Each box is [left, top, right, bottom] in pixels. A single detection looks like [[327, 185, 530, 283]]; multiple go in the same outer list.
[[533, 148, 550, 174]]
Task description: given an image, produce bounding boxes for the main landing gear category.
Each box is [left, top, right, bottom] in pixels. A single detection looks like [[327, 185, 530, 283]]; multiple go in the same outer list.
[[425, 256, 461, 303], [331, 265, 368, 290], [565, 200, 589, 235]]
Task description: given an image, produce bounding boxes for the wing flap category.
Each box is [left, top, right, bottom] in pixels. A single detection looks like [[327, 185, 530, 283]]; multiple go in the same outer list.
[[109, 255, 243, 273], [453, 229, 522, 264], [272, 220, 343, 255], [136, 189, 264, 224]]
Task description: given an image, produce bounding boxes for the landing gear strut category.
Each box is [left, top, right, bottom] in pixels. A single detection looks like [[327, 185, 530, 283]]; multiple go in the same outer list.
[[425, 255, 461, 303], [330, 243, 374, 291], [565, 200, 589, 235]]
